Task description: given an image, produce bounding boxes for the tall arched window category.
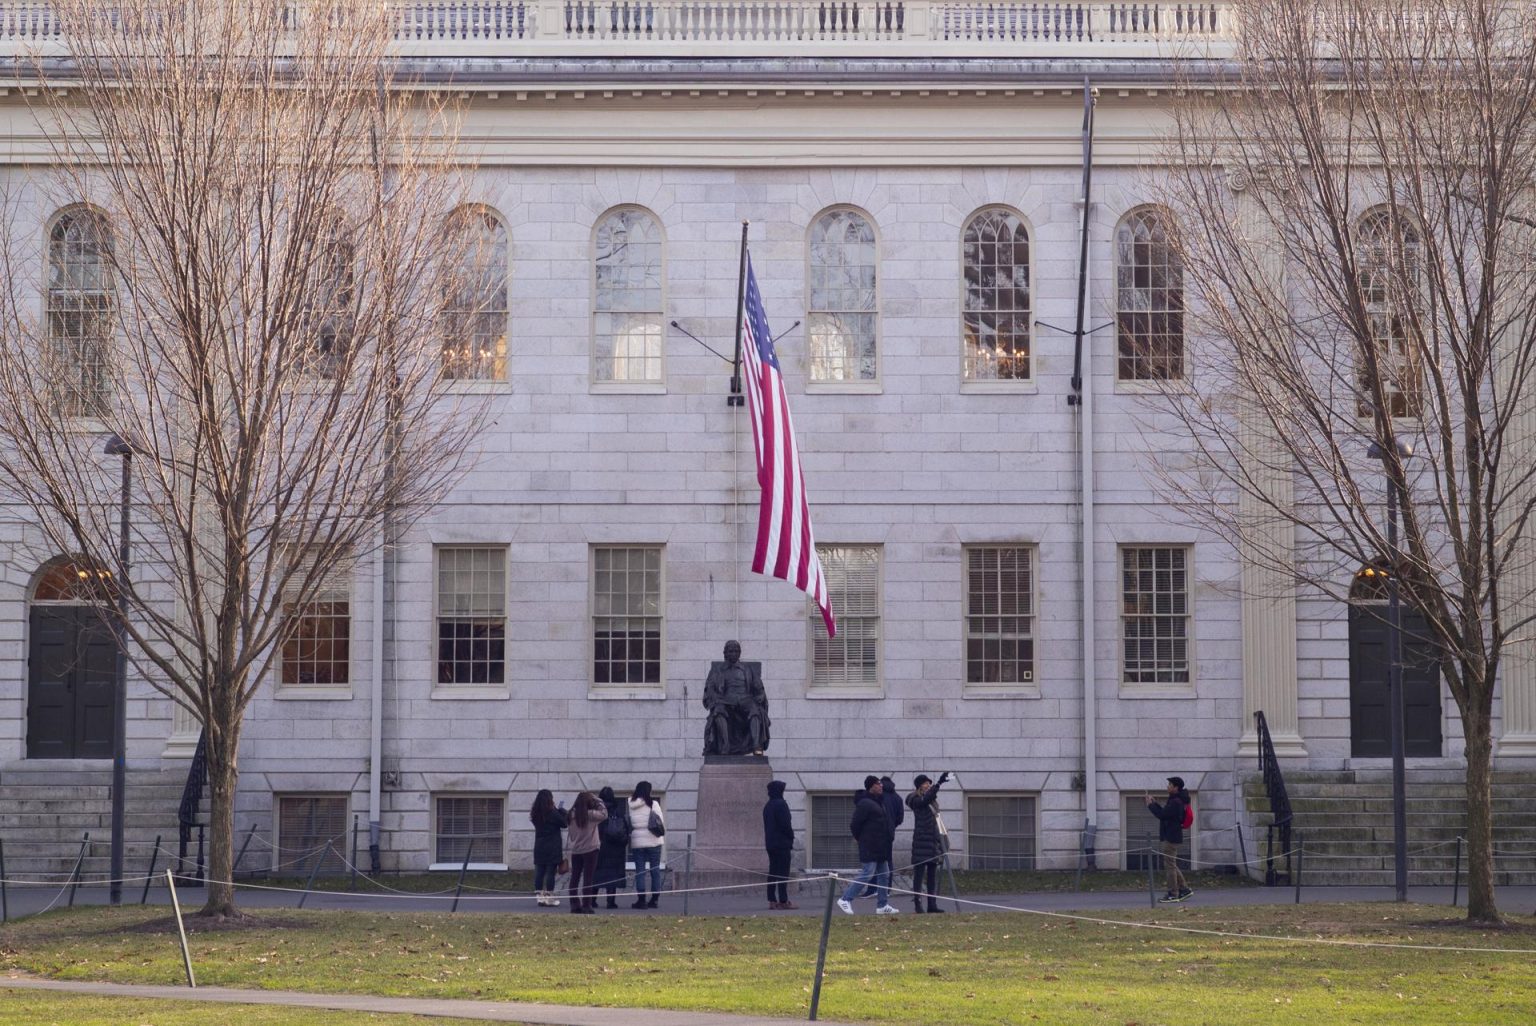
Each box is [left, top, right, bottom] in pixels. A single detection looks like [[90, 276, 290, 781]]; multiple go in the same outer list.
[[807, 208, 878, 384], [442, 205, 509, 381], [1356, 209, 1422, 417], [592, 207, 663, 385], [46, 207, 114, 416], [1115, 207, 1183, 381], [302, 230, 354, 378], [962, 207, 1031, 381]]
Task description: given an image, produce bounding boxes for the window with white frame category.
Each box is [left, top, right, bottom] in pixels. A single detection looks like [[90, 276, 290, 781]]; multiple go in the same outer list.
[[962, 208, 1031, 381], [811, 544, 880, 687], [1122, 792, 1196, 872], [1355, 208, 1423, 418], [591, 545, 663, 687], [807, 208, 878, 384], [434, 794, 505, 865], [1115, 207, 1184, 381], [280, 546, 352, 687], [592, 208, 664, 385], [1120, 546, 1192, 685], [966, 794, 1037, 870], [808, 793, 861, 868], [436, 546, 506, 686], [442, 205, 509, 381], [46, 207, 114, 416], [275, 793, 347, 875], [965, 546, 1035, 686]]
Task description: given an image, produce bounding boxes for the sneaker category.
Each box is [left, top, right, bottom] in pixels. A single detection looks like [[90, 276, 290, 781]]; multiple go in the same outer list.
[[836, 898, 853, 915], [780, 901, 798, 910], [875, 904, 901, 915], [1158, 893, 1180, 903], [1178, 887, 1194, 900]]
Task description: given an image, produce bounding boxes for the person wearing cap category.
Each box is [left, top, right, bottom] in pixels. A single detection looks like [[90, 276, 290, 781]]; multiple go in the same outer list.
[[905, 771, 950, 913], [1146, 776, 1193, 903], [837, 776, 898, 915], [762, 779, 797, 909]]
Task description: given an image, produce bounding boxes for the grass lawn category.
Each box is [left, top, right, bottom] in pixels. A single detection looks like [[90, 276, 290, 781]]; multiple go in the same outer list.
[[1, 990, 500, 1026], [3, 903, 1534, 1025]]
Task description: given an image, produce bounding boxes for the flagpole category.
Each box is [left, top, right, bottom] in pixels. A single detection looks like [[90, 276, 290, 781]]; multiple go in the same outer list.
[[729, 221, 749, 408]]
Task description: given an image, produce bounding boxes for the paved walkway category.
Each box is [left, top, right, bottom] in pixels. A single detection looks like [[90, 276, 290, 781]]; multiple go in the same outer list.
[[3, 976, 857, 1025]]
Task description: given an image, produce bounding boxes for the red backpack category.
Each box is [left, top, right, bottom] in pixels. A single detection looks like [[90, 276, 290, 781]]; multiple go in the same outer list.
[[1180, 798, 1194, 830]]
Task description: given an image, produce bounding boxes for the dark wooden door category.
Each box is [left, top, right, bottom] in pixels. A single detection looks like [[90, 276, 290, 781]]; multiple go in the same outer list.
[[26, 606, 117, 759], [1348, 604, 1443, 758]]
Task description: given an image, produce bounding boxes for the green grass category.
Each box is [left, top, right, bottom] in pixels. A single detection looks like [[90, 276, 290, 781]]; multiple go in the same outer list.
[[0, 990, 501, 1026], [4, 903, 1534, 1025]]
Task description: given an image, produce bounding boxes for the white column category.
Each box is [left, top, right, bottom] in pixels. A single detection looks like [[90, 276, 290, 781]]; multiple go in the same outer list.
[[164, 698, 201, 758], [1498, 318, 1536, 756]]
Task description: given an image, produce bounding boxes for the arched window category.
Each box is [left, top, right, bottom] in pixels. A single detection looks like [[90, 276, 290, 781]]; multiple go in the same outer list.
[[302, 229, 354, 378], [442, 206, 509, 381], [46, 207, 114, 416], [592, 207, 663, 385], [807, 208, 878, 384], [1356, 209, 1422, 417], [1115, 207, 1183, 381], [962, 208, 1031, 381]]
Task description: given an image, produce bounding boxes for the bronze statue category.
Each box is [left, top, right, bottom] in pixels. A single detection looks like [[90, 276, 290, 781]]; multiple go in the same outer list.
[[703, 640, 770, 756]]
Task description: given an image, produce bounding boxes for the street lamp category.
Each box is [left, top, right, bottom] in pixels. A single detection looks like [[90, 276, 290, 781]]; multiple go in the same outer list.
[[104, 433, 136, 906], [1367, 435, 1413, 903]]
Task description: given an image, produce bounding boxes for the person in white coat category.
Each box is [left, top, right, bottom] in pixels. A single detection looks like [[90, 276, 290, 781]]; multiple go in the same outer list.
[[627, 779, 665, 909]]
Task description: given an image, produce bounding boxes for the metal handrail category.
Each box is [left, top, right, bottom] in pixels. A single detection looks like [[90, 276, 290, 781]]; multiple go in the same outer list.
[[176, 728, 208, 885], [1255, 710, 1293, 886]]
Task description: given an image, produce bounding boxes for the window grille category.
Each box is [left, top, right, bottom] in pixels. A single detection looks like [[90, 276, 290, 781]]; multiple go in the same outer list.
[[807, 209, 878, 383], [962, 208, 1031, 381], [46, 208, 113, 416], [808, 793, 862, 869], [965, 546, 1035, 685], [435, 794, 505, 864], [276, 793, 347, 875], [303, 235, 354, 377], [1115, 208, 1184, 381], [592, 545, 663, 686], [593, 208, 664, 384], [436, 546, 506, 685], [811, 545, 880, 687], [1355, 209, 1423, 417], [1121, 546, 1191, 684], [966, 794, 1037, 870], [442, 206, 509, 381], [280, 546, 352, 687]]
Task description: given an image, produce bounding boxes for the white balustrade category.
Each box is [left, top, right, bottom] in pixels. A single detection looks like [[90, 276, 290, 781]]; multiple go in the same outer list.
[[0, 1, 1236, 53]]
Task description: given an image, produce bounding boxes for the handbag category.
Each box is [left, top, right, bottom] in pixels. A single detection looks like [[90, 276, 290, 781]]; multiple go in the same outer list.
[[602, 810, 630, 844], [557, 856, 570, 875], [935, 810, 950, 853], [647, 806, 666, 837]]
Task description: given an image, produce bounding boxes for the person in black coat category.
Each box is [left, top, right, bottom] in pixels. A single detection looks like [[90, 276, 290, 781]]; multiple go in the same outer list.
[[905, 772, 950, 913], [1146, 776, 1193, 903], [762, 779, 796, 909], [530, 789, 568, 907], [594, 785, 629, 909], [836, 776, 897, 915]]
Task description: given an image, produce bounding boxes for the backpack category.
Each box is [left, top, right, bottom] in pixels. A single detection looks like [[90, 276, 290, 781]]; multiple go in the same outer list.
[[1180, 799, 1194, 830], [602, 807, 630, 844]]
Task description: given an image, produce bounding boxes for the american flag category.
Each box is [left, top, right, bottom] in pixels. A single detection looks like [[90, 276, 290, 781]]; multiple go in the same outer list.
[[739, 252, 836, 637]]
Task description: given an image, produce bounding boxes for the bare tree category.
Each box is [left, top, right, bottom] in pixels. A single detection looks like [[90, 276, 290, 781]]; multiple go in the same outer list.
[[0, 0, 486, 917], [1152, 0, 1536, 921]]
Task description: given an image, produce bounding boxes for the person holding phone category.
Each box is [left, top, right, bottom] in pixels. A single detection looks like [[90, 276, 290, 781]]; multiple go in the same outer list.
[[1146, 776, 1193, 903], [530, 789, 568, 907], [906, 771, 950, 913]]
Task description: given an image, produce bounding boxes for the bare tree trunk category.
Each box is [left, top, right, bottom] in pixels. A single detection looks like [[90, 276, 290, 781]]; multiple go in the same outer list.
[[1463, 707, 1497, 922], [199, 720, 241, 919]]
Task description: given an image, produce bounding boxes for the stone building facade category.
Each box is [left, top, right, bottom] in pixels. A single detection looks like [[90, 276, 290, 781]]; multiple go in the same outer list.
[[3, 3, 1534, 879]]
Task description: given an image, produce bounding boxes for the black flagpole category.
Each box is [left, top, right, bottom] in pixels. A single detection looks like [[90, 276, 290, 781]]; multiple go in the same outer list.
[[729, 220, 748, 407]]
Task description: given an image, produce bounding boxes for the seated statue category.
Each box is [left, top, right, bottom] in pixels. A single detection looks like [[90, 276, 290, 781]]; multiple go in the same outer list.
[[702, 640, 770, 757]]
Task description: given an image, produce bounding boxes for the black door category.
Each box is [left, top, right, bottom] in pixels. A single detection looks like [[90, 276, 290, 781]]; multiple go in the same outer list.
[[1348, 604, 1443, 758], [26, 606, 117, 759]]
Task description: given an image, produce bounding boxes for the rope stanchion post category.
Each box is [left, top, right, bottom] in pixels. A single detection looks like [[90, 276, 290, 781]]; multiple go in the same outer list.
[[683, 833, 692, 918], [1452, 835, 1462, 907], [808, 873, 837, 1022], [165, 869, 196, 988], [350, 815, 360, 893], [232, 824, 257, 879], [0, 837, 7, 923], [1293, 833, 1303, 905], [1145, 832, 1156, 907], [450, 837, 473, 914], [66, 832, 89, 908], [296, 843, 332, 909], [1075, 819, 1087, 892], [140, 834, 162, 905]]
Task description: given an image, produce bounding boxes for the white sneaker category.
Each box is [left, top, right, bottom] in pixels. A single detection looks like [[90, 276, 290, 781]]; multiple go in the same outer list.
[[875, 904, 900, 915], [836, 898, 853, 915]]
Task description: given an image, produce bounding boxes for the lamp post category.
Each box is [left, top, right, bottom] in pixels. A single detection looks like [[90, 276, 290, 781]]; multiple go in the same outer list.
[[1367, 435, 1413, 903], [104, 433, 135, 906]]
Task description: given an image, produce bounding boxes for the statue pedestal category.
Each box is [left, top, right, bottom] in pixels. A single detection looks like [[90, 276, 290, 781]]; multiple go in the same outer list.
[[690, 756, 773, 887]]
